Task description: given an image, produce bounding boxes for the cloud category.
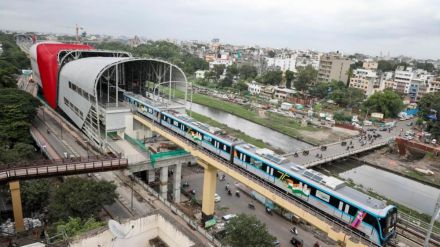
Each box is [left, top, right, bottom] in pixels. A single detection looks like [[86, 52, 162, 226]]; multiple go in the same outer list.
[[1, 0, 440, 59]]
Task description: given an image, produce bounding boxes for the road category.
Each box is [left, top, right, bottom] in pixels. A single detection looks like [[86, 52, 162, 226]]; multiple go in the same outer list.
[[182, 166, 334, 247], [286, 119, 413, 167]]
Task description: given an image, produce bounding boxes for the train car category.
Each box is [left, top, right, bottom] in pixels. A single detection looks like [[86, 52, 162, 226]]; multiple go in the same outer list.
[[160, 110, 242, 160], [124, 92, 161, 122], [233, 143, 397, 246]]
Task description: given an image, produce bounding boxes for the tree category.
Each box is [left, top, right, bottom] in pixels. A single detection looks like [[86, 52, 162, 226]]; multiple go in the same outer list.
[[220, 72, 233, 88], [213, 64, 226, 80], [295, 65, 317, 91], [285, 70, 295, 89], [223, 214, 276, 247], [416, 62, 436, 73], [48, 178, 117, 221], [21, 179, 50, 215], [262, 70, 282, 85], [361, 90, 404, 118], [227, 64, 239, 76], [331, 87, 365, 108], [418, 92, 440, 139], [239, 64, 258, 80], [377, 60, 394, 72], [267, 50, 276, 58], [55, 217, 104, 237], [234, 81, 248, 92], [0, 88, 41, 164]]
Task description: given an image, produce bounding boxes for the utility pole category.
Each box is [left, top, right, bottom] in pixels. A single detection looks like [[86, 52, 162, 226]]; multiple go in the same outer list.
[[424, 192, 440, 247]]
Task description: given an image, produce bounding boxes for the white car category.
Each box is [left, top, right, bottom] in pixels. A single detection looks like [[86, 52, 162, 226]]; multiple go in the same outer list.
[[432, 139, 437, 145], [214, 193, 221, 203], [222, 214, 237, 221]]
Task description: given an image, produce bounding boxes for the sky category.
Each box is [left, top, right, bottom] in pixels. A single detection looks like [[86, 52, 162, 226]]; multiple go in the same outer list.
[[1, 0, 440, 59]]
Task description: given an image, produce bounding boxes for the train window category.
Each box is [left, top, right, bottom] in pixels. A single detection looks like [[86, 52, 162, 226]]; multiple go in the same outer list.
[[338, 201, 344, 211], [68, 81, 72, 89], [225, 145, 231, 154], [348, 205, 358, 216], [173, 120, 179, 127], [363, 214, 378, 234], [344, 204, 350, 214]]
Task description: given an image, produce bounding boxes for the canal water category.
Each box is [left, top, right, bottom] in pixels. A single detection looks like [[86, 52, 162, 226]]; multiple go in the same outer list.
[[186, 102, 312, 153], [185, 101, 439, 215], [326, 160, 440, 216]]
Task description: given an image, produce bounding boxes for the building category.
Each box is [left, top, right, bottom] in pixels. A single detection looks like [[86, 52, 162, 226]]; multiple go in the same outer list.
[[274, 86, 297, 100], [348, 69, 379, 96], [30, 42, 187, 149], [317, 52, 352, 83], [70, 214, 199, 247], [394, 66, 434, 100], [248, 80, 261, 95], [195, 70, 207, 79], [362, 60, 378, 70], [417, 77, 440, 100], [380, 72, 396, 90], [265, 54, 297, 72]]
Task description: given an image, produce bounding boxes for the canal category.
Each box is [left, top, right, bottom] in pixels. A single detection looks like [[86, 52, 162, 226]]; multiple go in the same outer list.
[[187, 102, 312, 153]]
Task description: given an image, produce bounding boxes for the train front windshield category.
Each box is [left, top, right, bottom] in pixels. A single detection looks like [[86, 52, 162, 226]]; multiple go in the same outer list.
[[381, 208, 398, 238]]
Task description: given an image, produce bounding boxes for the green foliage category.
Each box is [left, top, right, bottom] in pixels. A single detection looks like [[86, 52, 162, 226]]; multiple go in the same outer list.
[[416, 62, 436, 73], [0, 88, 40, 163], [285, 70, 294, 89], [377, 60, 410, 72], [213, 64, 226, 80], [267, 50, 276, 58], [48, 178, 117, 221], [239, 64, 258, 80], [220, 71, 233, 87], [96, 40, 208, 76], [227, 64, 239, 76], [333, 111, 352, 122], [0, 32, 31, 88], [223, 214, 276, 247], [234, 81, 248, 92], [21, 179, 50, 215], [261, 70, 282, 85], [55, 217, 104, 237], [331, 87, 365, 108], [295, 65, 317, 91], [418, 91, 440, 139], [361, 90, 404, 118]]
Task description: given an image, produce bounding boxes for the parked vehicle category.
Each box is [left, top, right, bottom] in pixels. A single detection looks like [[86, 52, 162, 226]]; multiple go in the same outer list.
[[214, 193, 221, 203]]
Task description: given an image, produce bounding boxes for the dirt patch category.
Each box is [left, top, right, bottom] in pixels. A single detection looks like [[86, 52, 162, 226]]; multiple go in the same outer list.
[[359, 148, 440, 187], [299, 126, 358, 144]]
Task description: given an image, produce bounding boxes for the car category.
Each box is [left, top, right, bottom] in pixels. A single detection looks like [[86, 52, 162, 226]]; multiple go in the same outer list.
[[222, 214, 237, 222], [379, 127, 387, 131], [290, 236, 304, 246], [273, 240, 281, 247], [407, 136, 414, 140], [407, 122, 414, 126], [432, 139, 437, 145], [214, 193, 221, 203]]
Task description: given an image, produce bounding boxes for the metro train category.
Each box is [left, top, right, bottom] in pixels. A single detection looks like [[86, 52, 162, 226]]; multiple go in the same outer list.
[[124, 92, 397, 246]]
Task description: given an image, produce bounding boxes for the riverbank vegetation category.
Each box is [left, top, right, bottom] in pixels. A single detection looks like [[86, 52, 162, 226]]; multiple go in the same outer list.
[[187, 110, 284, 153]]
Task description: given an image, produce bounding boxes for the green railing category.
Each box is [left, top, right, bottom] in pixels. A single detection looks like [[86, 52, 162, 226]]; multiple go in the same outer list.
[[124, 133, 150, 153], [150, 149, 189, 167]]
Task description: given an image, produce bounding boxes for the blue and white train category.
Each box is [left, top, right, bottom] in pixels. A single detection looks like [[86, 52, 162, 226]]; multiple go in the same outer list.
[[124, 92, 397, 246]]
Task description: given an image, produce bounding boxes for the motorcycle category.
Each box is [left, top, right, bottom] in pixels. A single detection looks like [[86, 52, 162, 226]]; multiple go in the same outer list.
[[248, 203, 255, 209], [227, 189, 232, 196], [290, 226, 298, 235], [182, 181, 189, 188], [235, 191, 240, 197], [266, 207, 272, 215]]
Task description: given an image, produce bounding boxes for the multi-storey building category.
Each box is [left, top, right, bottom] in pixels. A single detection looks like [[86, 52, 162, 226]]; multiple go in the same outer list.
[[380, 71, 397, 90], [417, 77, 440, 100], [317, 52, 352, 83], [265, 54, 297, 72], [394, 66, 434, 100], [348, 69, 379, 96]]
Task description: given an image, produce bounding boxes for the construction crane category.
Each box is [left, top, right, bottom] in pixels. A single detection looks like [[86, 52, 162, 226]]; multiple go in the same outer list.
[[59, 24, 86, 43]]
